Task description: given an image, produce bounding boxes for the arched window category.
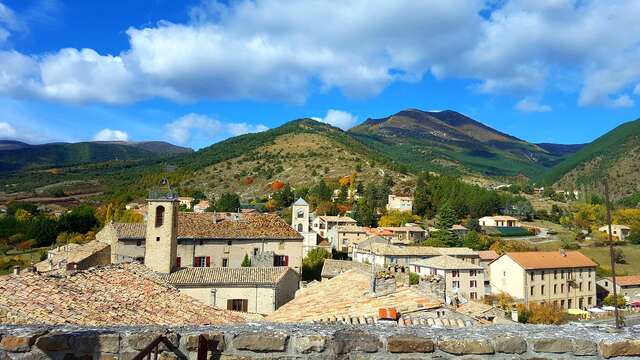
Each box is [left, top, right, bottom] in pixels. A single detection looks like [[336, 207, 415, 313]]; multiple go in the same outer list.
[[297, 223, 303, 232], [297, 209, 305, 219], [155, 206, 165, 227]]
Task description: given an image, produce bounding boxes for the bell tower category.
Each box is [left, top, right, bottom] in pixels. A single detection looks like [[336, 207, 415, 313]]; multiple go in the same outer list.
[[144, 179, 178, 273], [292, 198, 309, 233]]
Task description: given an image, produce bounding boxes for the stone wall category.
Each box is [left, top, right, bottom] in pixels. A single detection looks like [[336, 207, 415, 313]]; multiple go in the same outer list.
[[1, 323, 639, 359]]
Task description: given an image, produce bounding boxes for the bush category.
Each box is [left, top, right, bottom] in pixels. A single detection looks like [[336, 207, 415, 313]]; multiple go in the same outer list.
[[302, 248, 331, 281], [603, 294, 625, 308], [409, 272, 420, 285], [516, 303, 567, 325]]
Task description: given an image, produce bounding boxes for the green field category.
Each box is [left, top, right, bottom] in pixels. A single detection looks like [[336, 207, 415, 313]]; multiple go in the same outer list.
[[580, 245, 640, 276]]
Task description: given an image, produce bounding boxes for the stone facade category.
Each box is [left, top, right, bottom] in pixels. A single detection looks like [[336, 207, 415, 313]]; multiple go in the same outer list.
[[145, 199, 179, 274], [1, 324, 638, 359]]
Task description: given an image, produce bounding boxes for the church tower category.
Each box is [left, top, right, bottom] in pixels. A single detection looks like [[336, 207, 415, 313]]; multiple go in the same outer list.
[[144, 180, 178, 273], [292, 198, 309, 233]]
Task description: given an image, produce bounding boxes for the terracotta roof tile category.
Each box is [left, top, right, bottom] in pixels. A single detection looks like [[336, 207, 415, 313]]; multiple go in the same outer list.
[[479, 250, 499, 260], [411, 255, 482, 270], [113, 222, 146, 239], [35, 240, 109, 272], [0, 263, 245, 326], [164, 267, 296, 286], [608, 275, 640, 286], [504, 251, 597, 270], [321, 259, 378, 279]]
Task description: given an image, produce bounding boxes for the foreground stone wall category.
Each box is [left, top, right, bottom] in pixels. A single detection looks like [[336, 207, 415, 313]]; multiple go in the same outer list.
[[1, 323, 639, 359]]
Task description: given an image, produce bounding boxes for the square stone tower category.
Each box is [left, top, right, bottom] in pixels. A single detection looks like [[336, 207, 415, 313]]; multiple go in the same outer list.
[[145, 186, 178, 274], [292, 198, 309, 233]]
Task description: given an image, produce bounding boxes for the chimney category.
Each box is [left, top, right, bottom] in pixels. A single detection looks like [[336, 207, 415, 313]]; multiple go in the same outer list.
[[12, 265, 20, 275], [369, 271, 396, 297], [560, 249, 567, 257], [511, 306, 519, 322]]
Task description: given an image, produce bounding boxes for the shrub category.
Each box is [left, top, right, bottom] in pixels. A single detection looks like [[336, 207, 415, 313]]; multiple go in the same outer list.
[[409, 272, 419, 285]]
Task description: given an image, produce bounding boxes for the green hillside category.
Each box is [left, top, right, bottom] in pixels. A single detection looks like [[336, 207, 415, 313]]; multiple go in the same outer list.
[[349, 109, 568, 178]]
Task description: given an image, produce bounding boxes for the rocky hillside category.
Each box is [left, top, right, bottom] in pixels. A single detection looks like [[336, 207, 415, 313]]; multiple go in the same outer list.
[[541, 118, 640, 199], [349, 109, 574, 178]]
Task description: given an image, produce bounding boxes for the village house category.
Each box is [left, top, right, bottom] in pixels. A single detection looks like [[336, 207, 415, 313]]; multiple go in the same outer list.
[[386, 194, 413, 212], [479, 215, 521, 227], [96, 196, 304, 272], [410, 255, 485, 302], [326, 225, 369, 253], [478, 250, 499, 289], [598, 224, 632, 241], [489, 251, 597, 310], [178, 196, 194, 209], [373, 225, 427, 243], [597, 275, 640, 301], [311, 214, 357, 238], [35, 240, 111, 272], [193, 200, 210, 213], [352, 242, 479, 267], [163, 266, 300, 314]]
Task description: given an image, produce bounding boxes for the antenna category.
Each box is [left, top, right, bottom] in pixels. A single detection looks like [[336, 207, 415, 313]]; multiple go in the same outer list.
[[604, 179, 621, 329]]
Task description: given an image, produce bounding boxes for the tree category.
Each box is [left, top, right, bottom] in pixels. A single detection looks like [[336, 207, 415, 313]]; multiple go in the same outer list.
[[432, 205, 460, 247], [241, 254, 251, 267], [14, 209, 32, 222], [216, 193, 241, 212], [489, 239, 532, 254], [302, 248, 331, 281], [273, 183, 295, 208], [351, 198, 378, 227], [614, 248, 626, 264], [516, 303, 567, 325], [603, 294, 625, 308], [462, 230, 482, 250], [58, 205, 98, 234], [378, 211, 420, 227], [465, 218, 481, 232]]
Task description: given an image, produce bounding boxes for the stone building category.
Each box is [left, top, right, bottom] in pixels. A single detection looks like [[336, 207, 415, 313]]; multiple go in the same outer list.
[[326, 225, 369, 253], [291, 198, 318, 257], [164, 266, 300, 314], [311, 215, 357, 238], [35, 240, 111, 272], [597, 275, 640, 301], [410, 255, 485, 302], [489, 251, 597, 309], [96, 197, 304, 272], [352, 242, 479, 267], [386, 194, 413, 212]]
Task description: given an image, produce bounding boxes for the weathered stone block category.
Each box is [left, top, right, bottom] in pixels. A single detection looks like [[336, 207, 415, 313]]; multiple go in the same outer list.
[[182, 332, 224, 352], [293, 335, 326, 353], [331, 330, 381, 354], [233, 333, 288, 352], [0, 332, 42, 352], [387, 335, 434, 353], [493, 336, 527, 354], [437, 339, 494, 355], [69, 333, 120, 354], [530, 338, 573, 353], [572, 339, 597, 356], [600, 339, 640, 359], [125, 333, 178, 351], [35, 333, 70, 351]]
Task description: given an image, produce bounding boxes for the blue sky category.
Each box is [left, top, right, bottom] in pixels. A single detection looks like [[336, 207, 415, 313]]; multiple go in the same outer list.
[[0, 0, 639, 149]]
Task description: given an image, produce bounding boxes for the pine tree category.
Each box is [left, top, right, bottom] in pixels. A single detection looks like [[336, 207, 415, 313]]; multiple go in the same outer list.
[[433, 204, 460, 247], [241, 254, 251, 267]]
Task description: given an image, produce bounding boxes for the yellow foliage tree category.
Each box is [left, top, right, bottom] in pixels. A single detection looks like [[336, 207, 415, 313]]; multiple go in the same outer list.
[[378, 210, 420, 227], [14, 209, 32, 222]]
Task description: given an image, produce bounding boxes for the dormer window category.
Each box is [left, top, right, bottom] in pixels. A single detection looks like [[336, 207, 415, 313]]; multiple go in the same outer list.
[[155, 206, 165, 227]]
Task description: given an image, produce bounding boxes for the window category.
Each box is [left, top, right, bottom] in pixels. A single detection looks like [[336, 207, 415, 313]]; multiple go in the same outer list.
[[156, 237, 160, 242], [227, 240, 233, 246], [274, 255, 288, 267], [470, 270, 477, 277], [470, 280, 477, 288], [530, 286, 534, 296], [561, 270, 564, 279], [297, 210, 305, 219], [579, 269, 583, 278], [253, 247, 259, 256], [588, 282, 592, 291], [541, 271, 545, 280], [452, 270, 460, 278], [199, 240, 204, 246], [176, 257, 181, 268], [561, 284, 564, 293], [588, 270, 592, 278], [227, 299, 248, 312], [568, 299, 572, 308], [452, 281, 460, 289], [297, 224, 303, 232], [470, 292, 478, 300], [588, 297, 593, 305], [430, 268, 437, 275], [561, 299, 565, 308], [541, 285, 545, 295], [222, 258, 228, 267], [554, 270, 557, 279], [554, 284, 557, 294], [155, 206, 165, 227], [194, 256, 210, 267], [136, 240, 141, 246], [579, 282, 583, 291], [605, 281, 609, 287], [530, 272, 534, 282]]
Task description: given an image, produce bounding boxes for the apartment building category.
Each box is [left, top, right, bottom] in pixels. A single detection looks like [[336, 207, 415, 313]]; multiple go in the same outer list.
[[386, 195, 414, 212], [311, 215, 357, 238], [489, 251, 597, 309], [411, 255, 485, 301], [326, 225, 369, 253]]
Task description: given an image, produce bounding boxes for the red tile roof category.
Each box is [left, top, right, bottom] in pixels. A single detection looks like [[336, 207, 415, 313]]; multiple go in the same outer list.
[[610, 275, 640, 287], [479, 250, 499, 261], [504, 251, 597, 270]]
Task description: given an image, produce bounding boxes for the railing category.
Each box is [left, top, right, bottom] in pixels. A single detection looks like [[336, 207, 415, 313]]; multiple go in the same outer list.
[[133, 334, 180, 360], [133, 333, 219, 360]]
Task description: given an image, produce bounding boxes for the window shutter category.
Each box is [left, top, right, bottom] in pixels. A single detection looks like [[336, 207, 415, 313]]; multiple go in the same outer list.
[[242, 299, 248, 312], [227, 300, 233, 310], [284, 255, 289, 266], [206, 256, 211, 267], [193, 257, 198, 267], [176, 257, 181, 268]]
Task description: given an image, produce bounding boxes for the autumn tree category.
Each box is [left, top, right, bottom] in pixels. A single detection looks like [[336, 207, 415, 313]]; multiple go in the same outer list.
[[378, 210, 420, 227], [302, 248, 331, 281]]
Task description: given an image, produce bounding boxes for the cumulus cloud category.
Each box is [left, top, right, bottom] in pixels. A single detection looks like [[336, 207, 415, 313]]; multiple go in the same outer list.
[[0, 2, 20, 46], [0, 121, 16, 138], [611, 94, 634, 108], [315, 109, 359, 130], [166, 113, 268, 145], [634, 83, 640, 96], [0, 0, 639, 108], [515, 98, 552, 113], [93, 128, 129, 141]]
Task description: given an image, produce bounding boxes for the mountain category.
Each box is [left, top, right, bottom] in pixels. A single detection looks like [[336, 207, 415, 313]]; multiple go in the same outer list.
[[536, 143, 585, 157], [541, 118, 640, 199], [178, 119, 411, 198], [0, 140, 192, 173], [349, 109, 567, 177]]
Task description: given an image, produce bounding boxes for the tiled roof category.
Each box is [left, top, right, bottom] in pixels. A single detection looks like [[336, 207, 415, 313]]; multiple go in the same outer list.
[[480, 215, 518, 221], [599, 225, 631, 231], [411, 255, 482, 270], [113, 222, 146, 239], [108, 213, 302, 240], [164, 267, 295, 286], [321, 259, 377, 279], [607, 275, 640, 287], [504, 251, 597, 270], [267, 270, 441, 323], [456, 301, 497, 317], [36, 240, 110, 272], [177, 213, 302, 239], [479, 250, 499, 261], [0, 263, 245, 326], [318, 215, 357, 223], [333, 225, 367, 233], [379, 226, 426, 232], [436, 247, 478, 257], [365, 243, 442, 256]]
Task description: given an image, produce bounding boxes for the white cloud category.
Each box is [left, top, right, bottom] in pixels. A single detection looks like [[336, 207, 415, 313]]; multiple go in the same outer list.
[[93, 128, 129, 141], [611, 94, 634, 108], [0, 0, 639, 108], [515, 98, 552, 113], [316, 109, 358, 130], [0, 2, 20, 46], [166, 113, 268, 145], [634, 83, 640, 95], [0, 121, 16, 138]]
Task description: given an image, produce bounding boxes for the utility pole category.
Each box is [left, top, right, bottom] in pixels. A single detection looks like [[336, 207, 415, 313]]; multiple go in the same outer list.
[[604, 179, 621, 329]]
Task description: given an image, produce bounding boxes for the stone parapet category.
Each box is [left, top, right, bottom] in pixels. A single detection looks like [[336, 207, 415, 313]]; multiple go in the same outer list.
[[0, 323, 638, 359]]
